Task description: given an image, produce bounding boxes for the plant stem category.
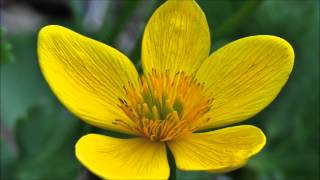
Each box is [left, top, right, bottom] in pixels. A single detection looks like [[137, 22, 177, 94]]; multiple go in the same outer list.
[[167, 147, 176, 180]]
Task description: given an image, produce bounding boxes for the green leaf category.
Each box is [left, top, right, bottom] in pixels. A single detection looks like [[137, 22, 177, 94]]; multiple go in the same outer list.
[[176, 169, 215, 180], [0, 139, 18, 179], [14, 101, 88, 179], [0, 33, 52, 129], [0, 28, 15, 65], [197, 0, 234, 32], [69, 0, 86, 27], [98, 0, 139, 44], [213, 0, 262, 39], [244, 0, 320, 179]]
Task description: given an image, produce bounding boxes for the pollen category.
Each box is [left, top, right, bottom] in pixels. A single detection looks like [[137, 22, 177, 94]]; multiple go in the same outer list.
[[113, 70, 213, 141]]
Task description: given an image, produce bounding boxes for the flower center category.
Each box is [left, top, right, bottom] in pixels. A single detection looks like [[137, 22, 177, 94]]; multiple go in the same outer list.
[[114, 70, 213, 141]]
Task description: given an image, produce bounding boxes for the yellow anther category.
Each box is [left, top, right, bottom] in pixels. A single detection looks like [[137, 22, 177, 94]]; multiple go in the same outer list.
[[115, 71, 213, 141]]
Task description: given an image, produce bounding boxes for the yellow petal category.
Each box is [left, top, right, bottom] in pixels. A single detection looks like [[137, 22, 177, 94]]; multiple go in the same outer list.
[[38, 25, 139, 134], [142, 0, 211, 77], [75, 134, 169, 179], [168, 125, 266, 172], [196, 35, 294, 129]]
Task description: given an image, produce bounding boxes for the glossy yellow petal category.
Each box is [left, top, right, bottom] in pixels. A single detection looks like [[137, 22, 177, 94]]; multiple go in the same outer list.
[[142, 0, 210, 77], [75, 134, 169, 179], [38, 25, 139, 134], [168, 125, 266, 172], [196, 35, 294, 129]]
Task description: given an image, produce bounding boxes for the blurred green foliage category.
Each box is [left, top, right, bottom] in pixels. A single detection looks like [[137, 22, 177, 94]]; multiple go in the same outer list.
[[1, 0, 319, 179], [0, 28, 15, 65]]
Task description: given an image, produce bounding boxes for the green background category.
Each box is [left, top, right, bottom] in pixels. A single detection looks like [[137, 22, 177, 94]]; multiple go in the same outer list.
[[1, 0, 319, 179]]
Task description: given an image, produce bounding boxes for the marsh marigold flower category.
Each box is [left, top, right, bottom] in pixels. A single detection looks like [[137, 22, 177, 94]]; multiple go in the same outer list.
[[38, 0, 294, 179]]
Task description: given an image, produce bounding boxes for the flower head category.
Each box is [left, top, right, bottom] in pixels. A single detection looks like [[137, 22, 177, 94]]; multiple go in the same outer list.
[[38, 0, 294, 179]]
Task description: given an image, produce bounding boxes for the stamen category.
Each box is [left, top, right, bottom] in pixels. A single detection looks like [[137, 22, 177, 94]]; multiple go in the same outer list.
[[114, 71, 213, 141]]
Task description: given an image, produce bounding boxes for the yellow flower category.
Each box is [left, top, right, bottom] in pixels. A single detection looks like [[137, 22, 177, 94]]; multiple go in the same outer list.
[[37, 0, 294, 179]]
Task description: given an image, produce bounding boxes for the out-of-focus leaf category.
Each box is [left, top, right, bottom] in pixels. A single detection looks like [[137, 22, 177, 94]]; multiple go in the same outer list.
[[176, 169, 215, 180], [197, 0, 234, 33], [197, 0, 261, 42], [0, 139, 18, 179], [0, 28, 15, 65], [69, 0, 86, 27], [213, 0, 262, 39], [0, 34, 52, 129], [243, 0, 320, 179], [14, 101, 88, 179], [127, 1, 159, 65], [102, 0, 139, 45]]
